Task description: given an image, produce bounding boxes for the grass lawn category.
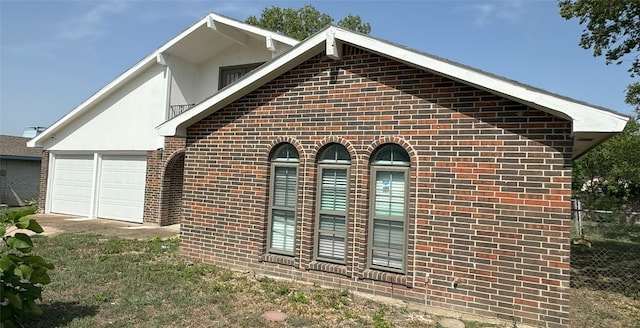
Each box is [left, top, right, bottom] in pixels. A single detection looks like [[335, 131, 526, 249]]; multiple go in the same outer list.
[[22, 233, 503, 328], [19, 229, 640, 327]]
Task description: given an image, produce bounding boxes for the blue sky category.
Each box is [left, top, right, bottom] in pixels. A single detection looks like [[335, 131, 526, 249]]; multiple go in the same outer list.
[[0, 0, 636, 136]]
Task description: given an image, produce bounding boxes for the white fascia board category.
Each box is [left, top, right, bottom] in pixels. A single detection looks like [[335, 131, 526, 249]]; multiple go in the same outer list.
[[208, 13, 298, 46], [157, 25, 629, 139], [157, 32, 325, 136], [331, 28, 629, 134]]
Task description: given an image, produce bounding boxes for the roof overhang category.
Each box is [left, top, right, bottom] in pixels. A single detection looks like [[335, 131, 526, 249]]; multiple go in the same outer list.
[[28, 13, 298, 148], [158, 26, 629, 159], [0, 155, 42, 161]]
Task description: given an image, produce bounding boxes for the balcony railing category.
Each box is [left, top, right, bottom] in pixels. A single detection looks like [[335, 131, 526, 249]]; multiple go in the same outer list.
[[168, 104, 195, 119]]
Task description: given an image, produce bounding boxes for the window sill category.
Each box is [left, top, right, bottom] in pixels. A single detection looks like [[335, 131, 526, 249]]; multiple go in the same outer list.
[[361, 269, 408, 286], [260, 253, 296, 267], [308, 261, 350, 277]]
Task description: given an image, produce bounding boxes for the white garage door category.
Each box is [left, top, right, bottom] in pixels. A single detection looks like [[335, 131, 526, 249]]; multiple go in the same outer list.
[[97, 155, 147, 223], [50, 155, 94, 216]]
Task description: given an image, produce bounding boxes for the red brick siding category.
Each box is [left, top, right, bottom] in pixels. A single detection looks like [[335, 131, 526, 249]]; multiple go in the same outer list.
[[143, 149, 162, 224], [143, 136, 186, 225], [37, 151, 49, 213], [181, 47, 573, 327], [160, 151, 184, 225]]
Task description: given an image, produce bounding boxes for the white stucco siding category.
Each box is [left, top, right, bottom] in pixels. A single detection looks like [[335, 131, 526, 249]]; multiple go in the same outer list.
[[169, 55, 199, 106], [43, 66, 167, 151], [197, 39, 273, 101]]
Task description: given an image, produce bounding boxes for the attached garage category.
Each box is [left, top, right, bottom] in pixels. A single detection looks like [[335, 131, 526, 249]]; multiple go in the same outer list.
[[49, 155, 94, 216], [47, 153, 147, 223], [97, 155, 146, 223]]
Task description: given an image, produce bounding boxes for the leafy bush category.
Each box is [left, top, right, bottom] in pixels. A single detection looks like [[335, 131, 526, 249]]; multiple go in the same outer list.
[[1, 211, 54, 327]]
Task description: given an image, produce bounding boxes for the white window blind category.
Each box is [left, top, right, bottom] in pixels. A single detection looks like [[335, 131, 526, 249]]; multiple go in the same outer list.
[[273, 166, 297, 208], [371, 219, 404, 269], [369, 144, 410, 273], [317, 167, 348, 262], [268, 143, 299, 255], [374, 171, 405, 218], [271, 209, 295, 252]]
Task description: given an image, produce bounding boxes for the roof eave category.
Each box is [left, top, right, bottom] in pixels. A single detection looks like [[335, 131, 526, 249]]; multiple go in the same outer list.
[[159, 26, 629, 158]]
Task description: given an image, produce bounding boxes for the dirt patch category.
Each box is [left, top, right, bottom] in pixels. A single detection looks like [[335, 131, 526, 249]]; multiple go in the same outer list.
[[571, 288, 640, 328]]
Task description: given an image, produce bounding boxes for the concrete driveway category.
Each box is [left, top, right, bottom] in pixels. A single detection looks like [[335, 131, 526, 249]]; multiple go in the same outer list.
[[8, 214, 180, 240]]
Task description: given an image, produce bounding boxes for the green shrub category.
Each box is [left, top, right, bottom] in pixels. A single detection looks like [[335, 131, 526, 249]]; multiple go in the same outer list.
[[1, 212, 54, 327]]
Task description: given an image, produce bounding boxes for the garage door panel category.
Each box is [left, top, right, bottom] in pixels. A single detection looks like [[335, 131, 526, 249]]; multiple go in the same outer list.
[[97, 155, 146, 222], [50, 155, 93, 216]]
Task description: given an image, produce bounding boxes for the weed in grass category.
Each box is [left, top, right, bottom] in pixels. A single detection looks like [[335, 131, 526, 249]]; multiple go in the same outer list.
[[277, 285, 291, 296], [181, 265, 208, 278], [212, 282, 228, 293], [104, 239, 123, 254], [92, 294, 109, 302], [289, 292, 309, 304], [312, 291, 323, 301], [343, 309, 356, 319], [373, 308, 394, 328], [219, 269, 234, 281], [340, 289, 349, 297]]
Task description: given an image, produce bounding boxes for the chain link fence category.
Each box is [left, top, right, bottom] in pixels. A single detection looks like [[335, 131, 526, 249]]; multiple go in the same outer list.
[[570, 199, 640, 299]]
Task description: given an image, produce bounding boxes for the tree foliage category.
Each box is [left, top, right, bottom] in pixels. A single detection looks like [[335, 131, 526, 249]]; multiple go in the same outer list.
[[246, 5, 371, 40], [573, 119, 640, 211], [1, 208, 54, 327], [559, 0, 640, 113]]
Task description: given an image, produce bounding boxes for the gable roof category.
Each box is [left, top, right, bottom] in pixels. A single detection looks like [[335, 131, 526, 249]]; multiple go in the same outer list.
[[0, 135, 42, 160], [27, 13, 299, 148], [158, 25, 629, 159]]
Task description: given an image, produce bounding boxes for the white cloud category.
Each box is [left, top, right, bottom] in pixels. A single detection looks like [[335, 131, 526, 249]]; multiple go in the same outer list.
[[57, 0, 129, 40], [459, 0, 526, 26], [3, 41, 57, 58]]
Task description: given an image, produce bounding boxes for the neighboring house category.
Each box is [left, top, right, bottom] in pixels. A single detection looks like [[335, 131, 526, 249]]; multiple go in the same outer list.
[[0, 135, 42, 206], [27, 14, 298, 224], [158, 26, 628, 327]]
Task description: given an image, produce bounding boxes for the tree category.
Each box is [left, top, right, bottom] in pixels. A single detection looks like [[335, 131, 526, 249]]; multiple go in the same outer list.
[[559, 0, 640, 113], [573, 119, 640, 212], [246, 5, 371, 40]]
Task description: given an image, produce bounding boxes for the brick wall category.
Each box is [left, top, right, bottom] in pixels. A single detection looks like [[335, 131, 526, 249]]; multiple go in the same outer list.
[[181, 46, 573, 327], [37, 151, 49, 213], [143, 136, 186, 225], [160, 151, 184, 226]]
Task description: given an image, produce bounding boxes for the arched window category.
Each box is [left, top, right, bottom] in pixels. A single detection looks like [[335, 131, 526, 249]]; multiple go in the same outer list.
[[268, 143, 299, 254], [315, 144, 351, 263], [369, 144, 410, 273]]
